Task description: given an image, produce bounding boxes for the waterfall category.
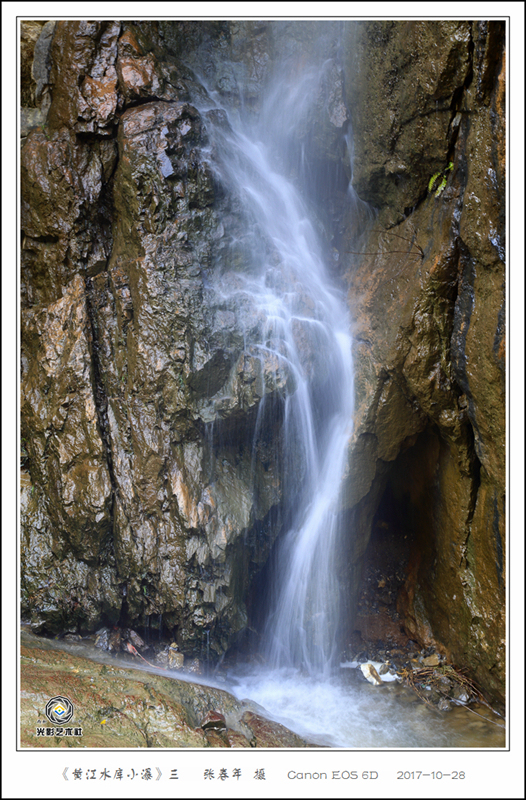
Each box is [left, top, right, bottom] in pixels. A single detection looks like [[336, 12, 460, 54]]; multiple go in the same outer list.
[[195, 24, 354, 677]]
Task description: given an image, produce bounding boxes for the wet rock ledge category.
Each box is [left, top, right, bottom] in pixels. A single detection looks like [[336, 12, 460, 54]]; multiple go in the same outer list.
[[20, 631, 308, 748]]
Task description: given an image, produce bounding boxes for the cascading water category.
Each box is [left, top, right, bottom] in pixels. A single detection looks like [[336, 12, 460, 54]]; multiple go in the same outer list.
[[179, 22, 428, 748], [194, 28, 354, 679], [170, 23, 502, 749]]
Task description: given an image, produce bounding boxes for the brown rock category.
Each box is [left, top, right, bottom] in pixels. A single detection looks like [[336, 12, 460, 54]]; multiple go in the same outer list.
[[125, 629, 146, 651], [19, 20, 505, 711], [108, 628, 122, 652], [203, 729, 230, 747], [353, 606, 409, 648], [340, 20, 505, 707], [344, 20, 472, 218], [20, 21, 46, 106], [168, 650, 184, 670], [21, 275, 113, 565], [21, 73, 286, 651], [186, 658, 203, 675], [21, 126, 116, 307], [47, 21, 121, 134], [201, 710, 227, 730], [225, 730, 254, 747], [422, 654, 440, 667], [20, 637, 218, 748], [240, 711, 308, 748]]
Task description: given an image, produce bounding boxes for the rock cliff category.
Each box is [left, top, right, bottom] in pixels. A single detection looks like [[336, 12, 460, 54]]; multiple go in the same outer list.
[[21, 21, 288, 658], [341, 21, 505, 705], [20, 20, 505, 704]]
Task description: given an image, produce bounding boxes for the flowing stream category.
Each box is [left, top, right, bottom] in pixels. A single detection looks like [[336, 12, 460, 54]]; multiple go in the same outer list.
[[21, 626, 505, 748]]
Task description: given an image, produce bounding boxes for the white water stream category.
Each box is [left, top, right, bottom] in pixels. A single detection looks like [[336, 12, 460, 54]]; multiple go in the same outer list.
[[198, 26, 354, 680], [180, 29, 420, 745], [190, 27, 409, 744], [22, 627, 504, 748]]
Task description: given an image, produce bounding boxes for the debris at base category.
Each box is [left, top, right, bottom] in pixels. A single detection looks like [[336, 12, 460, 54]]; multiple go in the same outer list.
[[395, 663, 504, 726], [341, 638, 504, 727], [360, 662, 382, 685]]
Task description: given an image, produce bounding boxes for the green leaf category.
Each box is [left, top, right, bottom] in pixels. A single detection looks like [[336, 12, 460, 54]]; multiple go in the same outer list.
[[435, 177, 447, 197], [428, 172, 441, 191]]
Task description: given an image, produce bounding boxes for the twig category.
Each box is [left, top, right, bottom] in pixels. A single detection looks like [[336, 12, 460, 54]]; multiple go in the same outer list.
[[346, 229, 424, 260], [371, 229, 425, 258], [447, 697, 506, 728], [397, 664, 506, 728], [125, 643, 167, 671], [345, 250, 422, 257]]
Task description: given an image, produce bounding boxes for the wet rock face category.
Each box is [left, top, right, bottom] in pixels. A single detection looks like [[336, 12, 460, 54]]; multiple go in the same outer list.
[[20, 21, 46, 107], [341, 21, 505, 704], [98, 94, 287, 653], [344, 20, 473, 223], [21, 275, 113, 561], [20, 21, 288, 655]]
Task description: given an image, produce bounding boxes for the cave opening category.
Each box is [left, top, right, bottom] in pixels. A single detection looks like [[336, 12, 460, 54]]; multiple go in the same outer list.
[[345, 426, 443, 660]]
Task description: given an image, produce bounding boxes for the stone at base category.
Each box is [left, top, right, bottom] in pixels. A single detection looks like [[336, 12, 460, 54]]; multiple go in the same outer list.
[[169, 650, 184, 669]]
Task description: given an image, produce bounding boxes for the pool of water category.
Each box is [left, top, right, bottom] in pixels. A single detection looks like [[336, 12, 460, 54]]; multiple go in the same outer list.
[[226, 665, 505, 748]]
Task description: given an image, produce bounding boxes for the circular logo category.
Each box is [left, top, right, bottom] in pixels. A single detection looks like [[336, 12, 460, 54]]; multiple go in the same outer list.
[[45, 696, 74, 725]]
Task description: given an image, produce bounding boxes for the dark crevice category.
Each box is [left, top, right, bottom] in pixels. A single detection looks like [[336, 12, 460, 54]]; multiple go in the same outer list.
[[460, 429, 482, 569], [74, 128, 118, 142], [83, 276, 118, 562], [396, 28, 475, 226], [23, 233, 60, 245], [465, 22, 475, 89], [446, 25, 474, 157], [476, 22, 505, 104], [119, 95, 180, 115], [397, 105, 454, 130]]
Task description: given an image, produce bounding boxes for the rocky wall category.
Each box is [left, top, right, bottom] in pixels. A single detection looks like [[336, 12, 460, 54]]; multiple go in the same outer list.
[[340, 20, 506, 705], [20, 20, 293, 656]]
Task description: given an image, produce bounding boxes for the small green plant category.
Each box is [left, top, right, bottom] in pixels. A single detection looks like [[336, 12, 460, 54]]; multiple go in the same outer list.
[[434, 176, 448, 197], [429, 162, 454, 197], [40, 121, 51, 142], [428, 172, 441, 192]]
